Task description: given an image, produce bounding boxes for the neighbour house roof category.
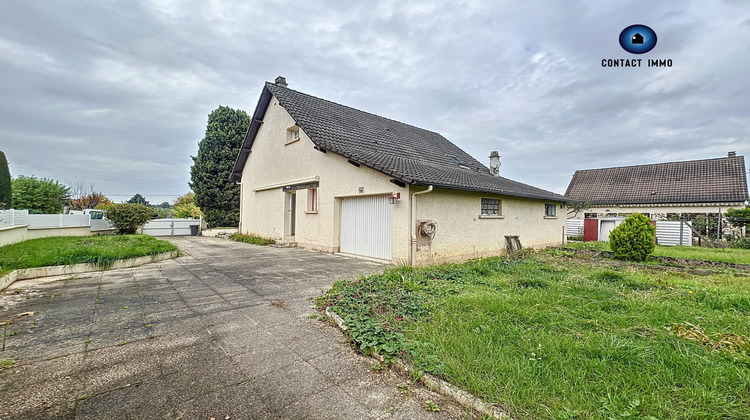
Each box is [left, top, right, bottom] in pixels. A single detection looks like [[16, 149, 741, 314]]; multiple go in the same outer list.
[[232, 81, 569, 202], [565, 156, 750, 205]]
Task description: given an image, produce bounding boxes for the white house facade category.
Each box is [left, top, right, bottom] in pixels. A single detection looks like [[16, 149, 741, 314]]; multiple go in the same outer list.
[[232, 77, 569, 265]]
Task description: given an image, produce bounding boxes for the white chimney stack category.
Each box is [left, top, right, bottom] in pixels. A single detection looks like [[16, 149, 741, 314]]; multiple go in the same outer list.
[[489, 151, 501, 176]]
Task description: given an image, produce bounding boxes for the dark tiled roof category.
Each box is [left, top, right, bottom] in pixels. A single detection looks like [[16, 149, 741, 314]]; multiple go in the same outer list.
[[232, 82, 568, 202], [565, 156, 749, 205]]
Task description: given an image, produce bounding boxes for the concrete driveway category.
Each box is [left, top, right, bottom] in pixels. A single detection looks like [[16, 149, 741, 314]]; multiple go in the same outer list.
[[0, 237, 464, 419]]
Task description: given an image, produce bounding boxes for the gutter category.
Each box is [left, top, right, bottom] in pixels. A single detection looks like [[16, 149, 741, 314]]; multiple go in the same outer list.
[[411, 185, 433, 267]]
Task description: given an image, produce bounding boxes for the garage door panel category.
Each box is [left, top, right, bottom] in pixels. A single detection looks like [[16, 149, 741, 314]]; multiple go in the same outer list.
[[340, 196, 391, 260]]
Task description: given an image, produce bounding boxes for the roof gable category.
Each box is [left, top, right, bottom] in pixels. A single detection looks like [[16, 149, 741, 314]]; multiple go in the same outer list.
[[233, 81, 568, 202], [565, 156, 749, 205]]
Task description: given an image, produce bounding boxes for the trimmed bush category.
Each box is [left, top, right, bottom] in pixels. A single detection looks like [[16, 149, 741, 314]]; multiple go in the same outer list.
[[107, 203, 154, 234], [609, 213, 656, 261]]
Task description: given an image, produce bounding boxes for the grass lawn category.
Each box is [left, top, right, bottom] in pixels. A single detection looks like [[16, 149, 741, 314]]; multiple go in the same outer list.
[[0, 235, 178, 277], [567, 240, 750, 264], [319, 252, 750, 419]]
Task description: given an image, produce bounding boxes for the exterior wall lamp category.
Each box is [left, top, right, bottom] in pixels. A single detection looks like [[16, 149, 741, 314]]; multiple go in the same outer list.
[[388, 193, 401, 204]]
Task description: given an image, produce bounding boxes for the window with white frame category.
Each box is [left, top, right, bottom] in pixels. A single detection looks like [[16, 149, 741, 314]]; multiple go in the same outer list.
[[307, 188, 318, 212], [286, 126, 300, 144], [545, 203, 556, 217], [481, 198, 501, 216]]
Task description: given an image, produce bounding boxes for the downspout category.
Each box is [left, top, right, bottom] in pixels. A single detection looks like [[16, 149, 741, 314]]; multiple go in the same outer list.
[[237, 181, 243, 233], [411, 185, 434, 267]]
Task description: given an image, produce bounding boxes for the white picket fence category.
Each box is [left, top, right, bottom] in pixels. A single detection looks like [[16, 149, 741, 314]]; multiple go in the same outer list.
[[141, 218, 200, 237]]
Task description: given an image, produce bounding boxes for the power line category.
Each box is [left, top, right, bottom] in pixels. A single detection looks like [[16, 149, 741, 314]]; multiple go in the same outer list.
[[8, 163, 189, 188]]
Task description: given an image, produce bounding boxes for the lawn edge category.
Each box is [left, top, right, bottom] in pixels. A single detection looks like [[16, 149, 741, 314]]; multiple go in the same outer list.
[[324, 307, 513, 420], [0, 250, 179, 291]]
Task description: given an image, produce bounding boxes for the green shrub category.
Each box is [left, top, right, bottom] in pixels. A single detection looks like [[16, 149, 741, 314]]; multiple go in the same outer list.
[[730, 237, 750, 250], [11, 176, 69, 214], [609, 213, 656, 261], [107, 203, 154, 234], [229, 233, 275, 245]]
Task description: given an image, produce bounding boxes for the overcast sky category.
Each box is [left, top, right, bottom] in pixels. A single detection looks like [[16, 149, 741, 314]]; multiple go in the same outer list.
[[1, 0, 748, 205]]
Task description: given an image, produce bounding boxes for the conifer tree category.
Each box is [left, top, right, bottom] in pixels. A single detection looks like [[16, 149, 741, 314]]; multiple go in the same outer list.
[[189, 106, 249, 227], [0, 151, 10, 209]]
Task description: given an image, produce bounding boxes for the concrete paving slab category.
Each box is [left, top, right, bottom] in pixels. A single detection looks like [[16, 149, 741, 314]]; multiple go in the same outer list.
[[0, 236, 463, 419]]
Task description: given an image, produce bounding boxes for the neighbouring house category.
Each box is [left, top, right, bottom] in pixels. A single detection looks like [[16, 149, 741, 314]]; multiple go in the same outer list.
[[565, 153, 749, 220], [231, 77, 569, 265]]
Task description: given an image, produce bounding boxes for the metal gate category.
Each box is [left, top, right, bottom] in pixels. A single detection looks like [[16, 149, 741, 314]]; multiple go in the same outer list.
[[340, 195, 392, 260], [142, 218, 200, 236]]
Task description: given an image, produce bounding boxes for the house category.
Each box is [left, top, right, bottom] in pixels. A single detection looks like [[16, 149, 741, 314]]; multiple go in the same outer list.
[[631, 33, 644, 44], [565, 153, 749, 220], [231, 77, 569, 265]]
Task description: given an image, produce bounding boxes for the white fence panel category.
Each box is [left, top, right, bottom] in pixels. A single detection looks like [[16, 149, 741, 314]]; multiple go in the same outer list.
[[655, 221, 692, 246], [26, 214, 90, 228], [0, 209, 30, 227], [142, 218, 199, 237], [566, 219, 584, 237]]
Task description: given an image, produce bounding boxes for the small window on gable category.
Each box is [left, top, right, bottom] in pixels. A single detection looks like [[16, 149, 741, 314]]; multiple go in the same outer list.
[[545, 204, 556, 217], [481, 198, 501, 216], [307, 188, 318, 213], [286, 126, 300, 144]]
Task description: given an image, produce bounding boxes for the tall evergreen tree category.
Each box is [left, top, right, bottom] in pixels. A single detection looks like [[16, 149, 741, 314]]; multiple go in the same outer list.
[[0, 151, 11, 209], [189, 106, 249, 227], [127, 193, 149, 206]]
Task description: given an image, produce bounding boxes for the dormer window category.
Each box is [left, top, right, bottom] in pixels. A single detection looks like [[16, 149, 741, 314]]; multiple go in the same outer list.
[[286, 126, 300, 144]]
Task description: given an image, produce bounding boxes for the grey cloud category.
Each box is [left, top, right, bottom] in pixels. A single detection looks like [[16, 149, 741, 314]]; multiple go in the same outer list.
[[1, 0, 748, 203]]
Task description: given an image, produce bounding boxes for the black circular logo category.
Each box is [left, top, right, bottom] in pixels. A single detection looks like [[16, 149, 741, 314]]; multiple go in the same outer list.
[[619, 24, 657, 54]]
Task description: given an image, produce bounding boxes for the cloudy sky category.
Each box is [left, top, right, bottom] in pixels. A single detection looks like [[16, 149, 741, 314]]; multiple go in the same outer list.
[[1, 0, 748, 205]]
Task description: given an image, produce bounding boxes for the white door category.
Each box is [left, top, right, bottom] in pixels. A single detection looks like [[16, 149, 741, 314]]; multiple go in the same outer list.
[[600, 220, 616, 241], [285, 192, 296, 238], [340, 195, 392, 260]]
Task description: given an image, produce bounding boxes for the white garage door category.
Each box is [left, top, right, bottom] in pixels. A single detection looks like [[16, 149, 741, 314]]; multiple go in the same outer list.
[[340, 195, 392, 260]]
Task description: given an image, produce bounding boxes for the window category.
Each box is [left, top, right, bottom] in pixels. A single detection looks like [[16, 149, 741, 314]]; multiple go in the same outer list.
[[481, 198, 501, 216], [306, 188, 318, 213], [286, 126, 300, 144], [584, 212, 597, 219], [545, 204, 556, 217]]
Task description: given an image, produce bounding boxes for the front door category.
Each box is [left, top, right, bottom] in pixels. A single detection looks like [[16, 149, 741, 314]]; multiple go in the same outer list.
[[285, 192, 296, 237]]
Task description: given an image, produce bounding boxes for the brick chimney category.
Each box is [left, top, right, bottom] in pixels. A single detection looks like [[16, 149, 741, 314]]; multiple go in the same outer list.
[[274, 76, 288, 88], [489, 151, 501, 176]]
